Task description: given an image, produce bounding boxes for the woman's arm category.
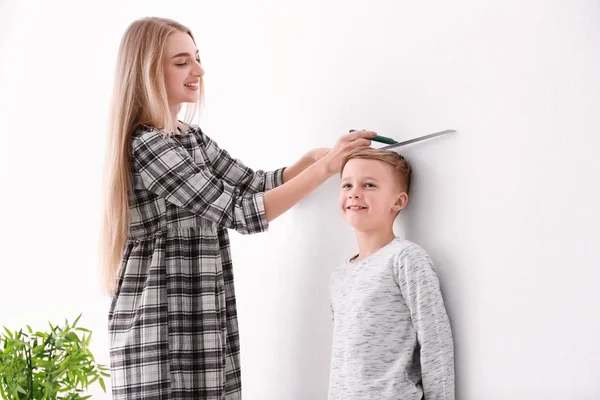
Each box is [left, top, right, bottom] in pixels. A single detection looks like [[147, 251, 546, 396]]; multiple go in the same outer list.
[[135, 128, 374, 232], [282, 148, 329, 183], [192, 126, 284, 194], [263, 132, 373, 222]]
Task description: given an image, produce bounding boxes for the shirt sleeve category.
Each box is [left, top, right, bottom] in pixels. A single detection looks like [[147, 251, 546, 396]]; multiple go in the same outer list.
[[329, 299, 334, 322], [395, 244, 455, 400], [132, 129, 270, 235], [192, 126, 285, 194]]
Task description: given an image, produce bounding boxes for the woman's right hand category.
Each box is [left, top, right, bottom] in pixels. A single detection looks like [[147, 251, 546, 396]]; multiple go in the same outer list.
[[263, 129, 375, 222], [321, 130, 377, 175]]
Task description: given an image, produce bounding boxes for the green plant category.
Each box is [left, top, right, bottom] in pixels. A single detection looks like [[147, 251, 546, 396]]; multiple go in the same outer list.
[[0, 315, 109, 400]]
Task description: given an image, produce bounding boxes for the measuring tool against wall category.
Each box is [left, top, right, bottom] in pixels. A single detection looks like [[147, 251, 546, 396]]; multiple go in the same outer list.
[[349, 129, 456, 150]]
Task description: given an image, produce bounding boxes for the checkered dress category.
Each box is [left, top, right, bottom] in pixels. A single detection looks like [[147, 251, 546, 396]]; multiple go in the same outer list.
[[108, 124, 284, 399]]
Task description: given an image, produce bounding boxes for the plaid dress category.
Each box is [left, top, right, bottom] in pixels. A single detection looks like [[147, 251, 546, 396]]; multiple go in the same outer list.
[[108, 124, 284, 399]]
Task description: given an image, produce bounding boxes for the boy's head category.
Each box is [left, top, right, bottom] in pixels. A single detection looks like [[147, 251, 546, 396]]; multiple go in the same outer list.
[[339, 148, 411, 232]]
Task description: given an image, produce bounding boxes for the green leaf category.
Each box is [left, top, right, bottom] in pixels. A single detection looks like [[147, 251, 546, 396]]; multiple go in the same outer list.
[[6, 338, 28, 346], [65, 332, 80, 343], [72, 314, 82, 328], [3, 326, 14, 339], [99, 377, 106, 392], [32, 344, 46, 354]]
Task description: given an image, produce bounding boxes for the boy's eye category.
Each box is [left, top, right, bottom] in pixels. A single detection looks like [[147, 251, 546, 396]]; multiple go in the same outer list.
[[364, 182, 376, 188], [342, 183, 351, 189]]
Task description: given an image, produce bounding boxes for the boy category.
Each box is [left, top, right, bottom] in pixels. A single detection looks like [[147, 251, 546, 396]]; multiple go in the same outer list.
[[328, 148, 455, 400]]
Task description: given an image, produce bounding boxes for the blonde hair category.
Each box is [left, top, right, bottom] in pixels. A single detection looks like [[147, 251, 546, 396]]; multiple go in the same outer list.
[[341, 148, 412, 193], [100, 17, 203, 295]]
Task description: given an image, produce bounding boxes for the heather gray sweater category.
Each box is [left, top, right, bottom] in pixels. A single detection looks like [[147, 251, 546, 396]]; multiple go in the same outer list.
[[328, 238, 455, 400]]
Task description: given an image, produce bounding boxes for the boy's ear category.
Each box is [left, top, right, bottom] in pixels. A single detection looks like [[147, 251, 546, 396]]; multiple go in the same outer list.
[[392, 192, 409, 213]]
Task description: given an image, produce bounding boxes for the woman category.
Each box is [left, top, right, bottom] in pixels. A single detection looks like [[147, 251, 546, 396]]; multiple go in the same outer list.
[[101, 16, 375, 399]]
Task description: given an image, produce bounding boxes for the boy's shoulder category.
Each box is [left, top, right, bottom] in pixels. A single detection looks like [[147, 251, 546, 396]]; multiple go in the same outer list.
[[387, 238, 437, 277], [387, 238, 431, 259]]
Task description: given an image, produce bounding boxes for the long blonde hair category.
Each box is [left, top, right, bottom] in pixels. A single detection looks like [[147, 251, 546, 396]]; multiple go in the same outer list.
[[100, 17, 203, 295]]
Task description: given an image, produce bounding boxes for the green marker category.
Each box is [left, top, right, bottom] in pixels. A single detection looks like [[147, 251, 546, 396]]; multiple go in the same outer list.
[[349, 129, 398, 145]]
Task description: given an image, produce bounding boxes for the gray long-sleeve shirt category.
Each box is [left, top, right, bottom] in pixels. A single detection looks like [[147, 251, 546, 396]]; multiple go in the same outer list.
[[328, 238, 455, 400]]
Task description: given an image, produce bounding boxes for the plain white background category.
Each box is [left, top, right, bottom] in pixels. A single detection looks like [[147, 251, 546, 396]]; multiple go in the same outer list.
[[1, 0, 599, 398]]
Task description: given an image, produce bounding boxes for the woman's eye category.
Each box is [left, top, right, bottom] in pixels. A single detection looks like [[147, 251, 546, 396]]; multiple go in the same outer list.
[[176, 62, 187, 66]]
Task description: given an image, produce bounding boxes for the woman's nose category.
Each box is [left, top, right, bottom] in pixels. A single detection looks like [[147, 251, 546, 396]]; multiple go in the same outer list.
[[193, 65, 204, 77]]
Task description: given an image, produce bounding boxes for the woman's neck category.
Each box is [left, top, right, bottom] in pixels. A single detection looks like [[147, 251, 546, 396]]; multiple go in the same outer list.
[[168, 107, 180, 132]]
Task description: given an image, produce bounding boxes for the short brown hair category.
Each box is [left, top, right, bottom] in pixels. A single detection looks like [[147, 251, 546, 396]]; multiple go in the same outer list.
[[340, 148, 412, 193]]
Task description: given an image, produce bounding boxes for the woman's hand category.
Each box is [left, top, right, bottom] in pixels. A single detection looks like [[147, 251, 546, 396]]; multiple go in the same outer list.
[[320, 130, 376, 175], [264, 130, 375, 222]]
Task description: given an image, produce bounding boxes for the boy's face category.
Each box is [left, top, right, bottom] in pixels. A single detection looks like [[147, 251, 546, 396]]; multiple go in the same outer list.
[[339, 158, 408, 232]]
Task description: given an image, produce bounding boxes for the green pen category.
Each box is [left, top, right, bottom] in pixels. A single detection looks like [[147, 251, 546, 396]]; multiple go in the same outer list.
[[349, 129, 398, 145]]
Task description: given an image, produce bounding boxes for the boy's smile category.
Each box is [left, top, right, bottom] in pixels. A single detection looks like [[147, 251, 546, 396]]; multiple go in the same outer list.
[[346, 203, 368, 211]]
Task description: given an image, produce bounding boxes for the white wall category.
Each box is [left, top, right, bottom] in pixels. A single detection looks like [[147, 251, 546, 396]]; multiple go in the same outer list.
[[1, 0, 599, 399]]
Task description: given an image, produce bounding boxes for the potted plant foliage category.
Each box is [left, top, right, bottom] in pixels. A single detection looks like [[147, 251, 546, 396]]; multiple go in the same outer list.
[[0, 315, 109, 399]]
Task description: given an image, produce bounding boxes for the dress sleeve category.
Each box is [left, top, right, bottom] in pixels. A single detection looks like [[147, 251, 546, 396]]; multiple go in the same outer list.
[[192, 126, 285, 195], [132, 129, 270, 235]]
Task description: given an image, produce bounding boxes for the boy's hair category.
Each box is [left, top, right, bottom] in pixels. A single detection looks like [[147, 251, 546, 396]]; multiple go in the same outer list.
[[341, 148, 412, 194]]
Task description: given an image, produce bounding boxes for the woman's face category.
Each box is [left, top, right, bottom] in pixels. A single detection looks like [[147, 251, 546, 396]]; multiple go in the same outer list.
[[163, 31, 204, 108]]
